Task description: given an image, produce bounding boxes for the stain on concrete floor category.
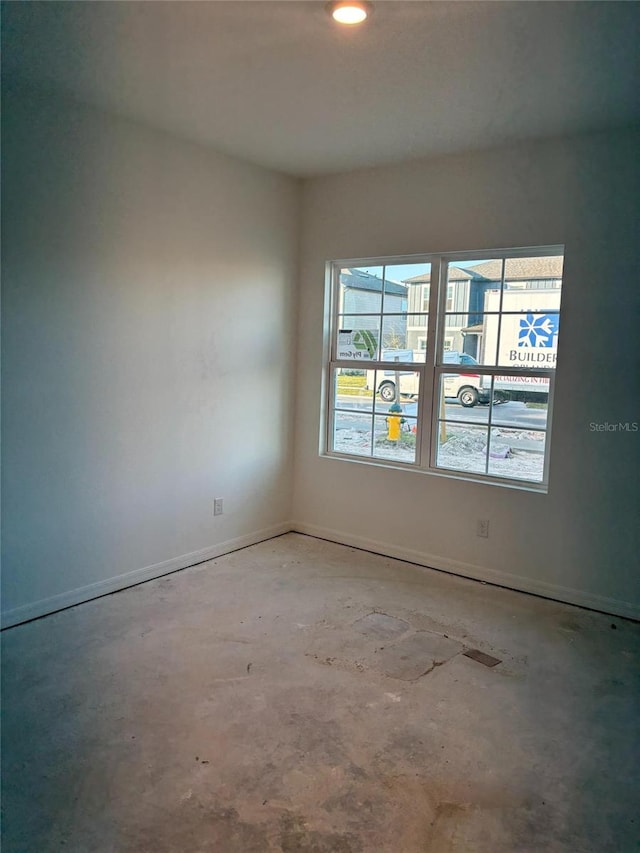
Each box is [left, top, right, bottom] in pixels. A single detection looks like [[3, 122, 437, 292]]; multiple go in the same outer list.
[[353, 611, 410, 640], [374, 630, 462, 680], [308, 610, 470, 682]]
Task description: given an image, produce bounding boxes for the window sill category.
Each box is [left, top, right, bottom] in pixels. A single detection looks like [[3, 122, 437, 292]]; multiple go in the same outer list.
[[321, 450, 549, 494]]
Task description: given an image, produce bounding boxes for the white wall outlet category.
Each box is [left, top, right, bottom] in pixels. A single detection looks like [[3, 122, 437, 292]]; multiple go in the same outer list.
[[477, 519, 489, 538], [214, 498, 224, 517]]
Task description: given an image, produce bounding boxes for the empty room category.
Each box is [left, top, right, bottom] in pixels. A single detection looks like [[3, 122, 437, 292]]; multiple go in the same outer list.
[[2, 1, 639, 851]]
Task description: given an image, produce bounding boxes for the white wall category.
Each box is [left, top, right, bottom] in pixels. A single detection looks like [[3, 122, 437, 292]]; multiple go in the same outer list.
[[3, 91, 638, 625], [2, 87, 300, 625], [293, 129, 640, 619]]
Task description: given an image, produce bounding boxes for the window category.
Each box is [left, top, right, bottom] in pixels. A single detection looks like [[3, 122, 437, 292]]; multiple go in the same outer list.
[[445, 284, 454, 312], [324, 247, 564, 490]]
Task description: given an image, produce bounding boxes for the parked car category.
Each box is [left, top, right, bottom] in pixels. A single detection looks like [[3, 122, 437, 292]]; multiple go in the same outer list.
[[366, 351, 497, 407]]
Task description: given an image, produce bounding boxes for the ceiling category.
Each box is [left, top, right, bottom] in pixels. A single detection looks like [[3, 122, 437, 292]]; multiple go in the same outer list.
[[3, 1, 639, 177]]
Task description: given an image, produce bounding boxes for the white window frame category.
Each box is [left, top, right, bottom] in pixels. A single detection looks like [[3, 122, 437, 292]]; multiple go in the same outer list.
[[322, 245, 563, 492]]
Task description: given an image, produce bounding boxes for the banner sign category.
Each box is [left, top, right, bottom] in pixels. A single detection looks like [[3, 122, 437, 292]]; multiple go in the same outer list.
[[337, 329, 378, 360]]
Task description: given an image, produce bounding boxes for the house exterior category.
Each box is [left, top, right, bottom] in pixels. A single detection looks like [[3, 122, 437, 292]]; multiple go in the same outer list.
[[404, 267, 475, 353], [403, 256, 563, 359], [339, 268, 408, 348]]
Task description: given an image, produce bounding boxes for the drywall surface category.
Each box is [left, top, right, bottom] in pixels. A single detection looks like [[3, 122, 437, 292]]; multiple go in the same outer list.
[[293, 129, 640, 618], [2, 87, 299, 623]]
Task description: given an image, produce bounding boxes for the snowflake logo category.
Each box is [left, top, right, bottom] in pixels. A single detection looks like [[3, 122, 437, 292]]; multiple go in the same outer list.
[[518, 313, 559, 348]]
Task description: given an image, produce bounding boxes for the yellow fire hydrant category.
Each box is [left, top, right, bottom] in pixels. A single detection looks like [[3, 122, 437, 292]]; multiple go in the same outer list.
[[386, 402, 404, 441]]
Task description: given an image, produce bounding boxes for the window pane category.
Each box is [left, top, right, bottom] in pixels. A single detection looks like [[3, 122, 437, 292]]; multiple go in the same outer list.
[[437, 375, 491, 423], [445, 261, 501, 328], [439, 368, 491, 408], [382, 268, 409, 313], [331, 411, 373, 457], [381, 316, 429, 358], [381, 315, 410, 352], [497, 312, 559, 370], [332, 367, 373, 413], [392, 263, 432, 314], [336, 316, 381, 361], [373, 415, 417, 464], [490, 378, 549, 430], [369, 368, 420, 404], [438, 313, 497, 366], [487, 428, 546, 482], [339, 267, 384, 315], [436, 423, 489, 475], [381, 314, 428, 356], [406, 314, 428, 354]]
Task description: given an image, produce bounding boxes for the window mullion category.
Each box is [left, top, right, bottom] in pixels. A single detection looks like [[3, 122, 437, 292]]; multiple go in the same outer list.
[[330, 262, 342, 362], [419, 257, 441, 469], [492, 258, 506, 367], [542, 374, 556, 486], [379, 264, 386, 359], [326, 363, 335, 454]]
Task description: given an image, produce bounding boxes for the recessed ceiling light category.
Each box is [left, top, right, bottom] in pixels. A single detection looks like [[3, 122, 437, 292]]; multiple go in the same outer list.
[[328, 1, 372, 26]]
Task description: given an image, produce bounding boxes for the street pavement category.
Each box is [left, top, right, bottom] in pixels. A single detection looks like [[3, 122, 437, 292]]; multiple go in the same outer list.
[[333, 398, 547, 452]]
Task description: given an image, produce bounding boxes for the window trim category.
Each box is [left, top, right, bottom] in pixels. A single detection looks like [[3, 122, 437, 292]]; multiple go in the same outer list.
[[323, 245, 563, 492]]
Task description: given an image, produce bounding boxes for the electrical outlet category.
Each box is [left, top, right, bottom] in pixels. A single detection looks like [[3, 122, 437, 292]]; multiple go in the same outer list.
[[477, 519, 489, 538], [214, 498, 224, 517]]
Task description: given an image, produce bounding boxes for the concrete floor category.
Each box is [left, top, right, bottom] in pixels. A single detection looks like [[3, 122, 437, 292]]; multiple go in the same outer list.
[[2, 533, 639, 852]]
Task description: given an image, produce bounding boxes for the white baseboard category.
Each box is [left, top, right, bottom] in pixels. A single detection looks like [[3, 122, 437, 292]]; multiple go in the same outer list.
[[4, 520, 637, 628], [291, 521, 640, 622], [1, 523, 291, 629]]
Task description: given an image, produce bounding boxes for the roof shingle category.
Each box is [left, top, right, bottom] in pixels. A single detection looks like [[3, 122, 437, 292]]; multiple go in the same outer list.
[[466, 256, 564, 281], [341, 269, 407, 296]]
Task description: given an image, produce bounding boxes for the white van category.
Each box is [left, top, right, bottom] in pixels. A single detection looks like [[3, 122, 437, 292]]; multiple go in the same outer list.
[[366, 351, 491, 408]]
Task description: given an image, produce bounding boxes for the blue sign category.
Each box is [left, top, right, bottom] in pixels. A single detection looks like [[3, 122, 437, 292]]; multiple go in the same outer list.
[[518, 313, 559, 348]]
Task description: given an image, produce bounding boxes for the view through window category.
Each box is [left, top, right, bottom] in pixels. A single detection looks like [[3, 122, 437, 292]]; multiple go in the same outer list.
[[325, 248, 564, 489]]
